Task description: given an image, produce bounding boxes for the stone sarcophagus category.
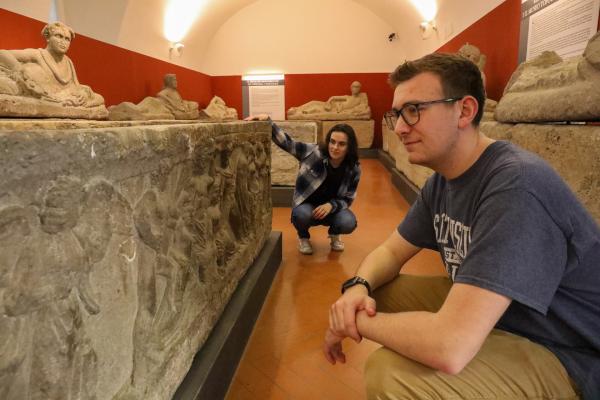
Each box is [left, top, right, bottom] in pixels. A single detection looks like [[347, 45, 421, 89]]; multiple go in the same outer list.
[[0, 120, 272, 400]]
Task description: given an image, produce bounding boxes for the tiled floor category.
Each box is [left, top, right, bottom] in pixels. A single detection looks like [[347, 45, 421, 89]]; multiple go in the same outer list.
[[225, 159, 445, 400]]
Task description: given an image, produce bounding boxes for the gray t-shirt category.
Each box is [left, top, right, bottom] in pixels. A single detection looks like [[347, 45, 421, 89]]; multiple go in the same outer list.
[[398, 141, 600, 398]]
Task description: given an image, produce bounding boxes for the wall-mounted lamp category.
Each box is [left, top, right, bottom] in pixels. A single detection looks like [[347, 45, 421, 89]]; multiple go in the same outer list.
[[169, 42, 184, 59], [420, 20, 438, 39]]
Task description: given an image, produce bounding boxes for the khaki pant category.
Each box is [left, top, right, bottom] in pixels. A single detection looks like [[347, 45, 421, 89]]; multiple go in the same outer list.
[[365, 275, 580, 400]]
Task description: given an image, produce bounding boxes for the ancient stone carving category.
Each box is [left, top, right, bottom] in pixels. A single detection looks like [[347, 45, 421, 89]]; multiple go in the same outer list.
[[495, 31, 600, 122], [459, 43, 487, 86], [202, 96, 238, 121], [0, 22, 108, 119], [457, 43, 497, 120], [108, 74, 199, 121], [287, 81, 371, 120], [0, 121, 272, 400], [0, 176, 134, 399]]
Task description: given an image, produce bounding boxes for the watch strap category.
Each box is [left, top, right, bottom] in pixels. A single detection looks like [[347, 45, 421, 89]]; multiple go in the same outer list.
[[341, 276, 372, 296]]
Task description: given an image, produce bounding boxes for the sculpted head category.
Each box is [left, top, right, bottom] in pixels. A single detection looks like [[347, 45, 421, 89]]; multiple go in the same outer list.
[[42, 22, 75, 55], [164, 74, 178, 89], [39, 176, 83, 234], [458, 43, 481, 65], [350, 81, 362, 95]]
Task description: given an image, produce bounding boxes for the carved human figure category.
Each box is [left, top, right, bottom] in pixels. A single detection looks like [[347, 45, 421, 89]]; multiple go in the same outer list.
[[116, 162, 206, 397], [0, 176, 106, 400], [156, 74, 199, 119], [496, 31, 600, 122], [457, 43, 498, 118], [203, 95, 238, 120], [108, 73, 199, 120], [214, 141, 238, 267], [458, 43, 487, 85], [287, 81, 371, 120], [0, 22, 105, 110]]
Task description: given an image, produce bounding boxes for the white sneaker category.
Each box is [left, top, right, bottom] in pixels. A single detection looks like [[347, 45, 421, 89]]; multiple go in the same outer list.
[[298, 238, 313, 255], [329, 235, 344, 252]]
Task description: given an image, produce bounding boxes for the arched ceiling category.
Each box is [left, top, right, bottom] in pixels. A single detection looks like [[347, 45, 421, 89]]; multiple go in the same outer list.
[[2, 0, 505, 72]]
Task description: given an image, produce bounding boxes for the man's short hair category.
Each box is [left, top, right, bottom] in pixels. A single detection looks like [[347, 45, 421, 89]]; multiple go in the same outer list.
[[389, 53, 486, 126], [42, 22, 75, 41]]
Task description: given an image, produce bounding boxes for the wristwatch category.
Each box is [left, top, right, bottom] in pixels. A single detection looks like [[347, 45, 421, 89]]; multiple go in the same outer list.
[[341, 276, 372, 296]]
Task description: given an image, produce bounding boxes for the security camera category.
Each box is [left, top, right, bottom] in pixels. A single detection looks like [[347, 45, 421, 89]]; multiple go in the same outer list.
[[388, 33, 397, 42]]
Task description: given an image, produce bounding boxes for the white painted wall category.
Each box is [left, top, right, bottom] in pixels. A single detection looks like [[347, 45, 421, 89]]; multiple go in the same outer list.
[[200, 0, 405, 75], [2, 0, 508, 75], [1, 0, 53, 23]]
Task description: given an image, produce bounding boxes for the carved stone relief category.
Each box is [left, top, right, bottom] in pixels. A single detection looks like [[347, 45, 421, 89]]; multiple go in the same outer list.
[[0, 121, 272, 400]]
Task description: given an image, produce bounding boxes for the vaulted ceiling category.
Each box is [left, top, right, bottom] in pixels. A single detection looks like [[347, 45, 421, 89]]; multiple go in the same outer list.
[[2, 0, 505, 74]]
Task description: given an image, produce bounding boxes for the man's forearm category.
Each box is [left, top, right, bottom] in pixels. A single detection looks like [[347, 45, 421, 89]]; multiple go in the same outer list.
[[355, 230, 421, 291], [356, 310, 467, 374], [354, 283, 512, 375], [355, 245, 403, 290]]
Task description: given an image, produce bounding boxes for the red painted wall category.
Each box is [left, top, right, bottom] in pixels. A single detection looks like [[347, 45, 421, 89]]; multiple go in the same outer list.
[[437, 0, 599, 101], [211, 75, 243, 119], [0, 8, 213, 107], [3, 3, 598, 144], [436, 0, 521, 101], [284, 73, 392, 148]]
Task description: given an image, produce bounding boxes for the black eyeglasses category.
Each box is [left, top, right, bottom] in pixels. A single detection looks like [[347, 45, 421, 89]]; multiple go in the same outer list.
[[384, 98, 462, 130]]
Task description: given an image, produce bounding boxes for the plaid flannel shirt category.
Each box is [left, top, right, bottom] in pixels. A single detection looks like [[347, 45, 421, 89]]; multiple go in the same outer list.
[[271, 121, 361, 211]]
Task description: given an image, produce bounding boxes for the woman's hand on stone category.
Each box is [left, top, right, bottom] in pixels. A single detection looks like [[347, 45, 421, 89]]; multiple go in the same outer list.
[[244, 114, 270, 121]]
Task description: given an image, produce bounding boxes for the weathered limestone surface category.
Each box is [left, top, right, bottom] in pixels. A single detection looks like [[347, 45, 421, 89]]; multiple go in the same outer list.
[[495, 32, 600, 123], [0, 22, 107, 119], [287, 81, 371, 120], [322, 119, 374, 149], [0, 120, 272, 400], [203, 96, 238, 121], [480, 121, 600, 223], [271, 121, 318, 186]]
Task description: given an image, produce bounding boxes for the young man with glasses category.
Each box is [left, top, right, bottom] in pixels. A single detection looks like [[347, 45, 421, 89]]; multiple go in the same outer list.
[[246, 114, 361, 254], [324, 53, 600, 399]]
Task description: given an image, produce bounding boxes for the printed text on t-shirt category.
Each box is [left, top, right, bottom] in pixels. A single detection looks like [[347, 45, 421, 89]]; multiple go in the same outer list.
[[433, 213, 471, 280]]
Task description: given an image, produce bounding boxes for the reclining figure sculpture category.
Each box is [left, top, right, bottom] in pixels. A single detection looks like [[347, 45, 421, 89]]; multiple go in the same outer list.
[[0, 21, 107, 119]]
